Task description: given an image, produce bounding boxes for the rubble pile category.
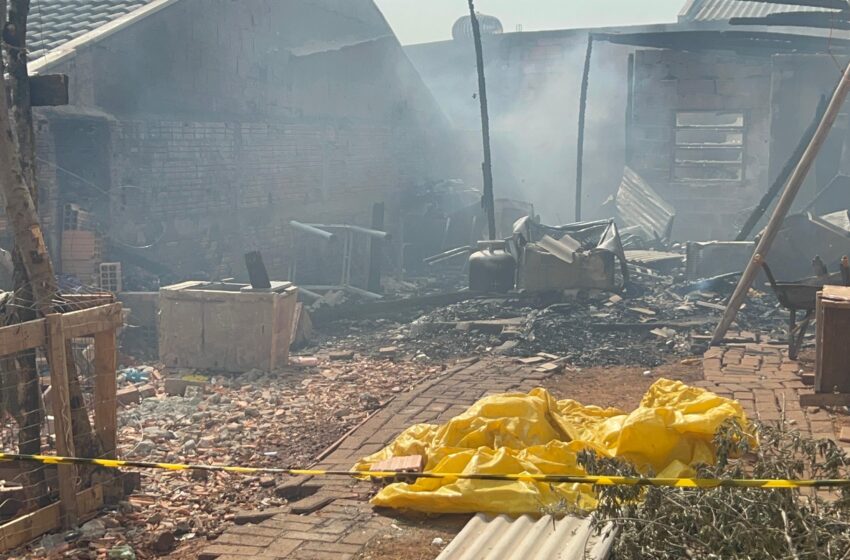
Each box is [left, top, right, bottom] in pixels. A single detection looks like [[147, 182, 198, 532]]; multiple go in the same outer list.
[[310, 278, 790, 368], [22, 357, 443, 559]]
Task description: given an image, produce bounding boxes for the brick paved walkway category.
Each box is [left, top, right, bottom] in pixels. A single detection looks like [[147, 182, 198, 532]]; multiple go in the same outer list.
[[200, 345, 850, 559], [199, 357, 552, 560], [698, 344, 847, 447]]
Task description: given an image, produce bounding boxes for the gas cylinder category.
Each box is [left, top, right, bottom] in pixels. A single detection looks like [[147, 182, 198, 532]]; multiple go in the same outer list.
[[468, 240, 516, 293]]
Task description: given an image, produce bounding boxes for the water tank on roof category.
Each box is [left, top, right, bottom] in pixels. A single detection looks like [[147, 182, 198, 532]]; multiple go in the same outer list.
[[452, 13, 503, 40]]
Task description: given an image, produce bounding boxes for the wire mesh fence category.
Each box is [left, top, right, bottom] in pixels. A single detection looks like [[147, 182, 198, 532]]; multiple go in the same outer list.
[[0, 282, 121, 549]]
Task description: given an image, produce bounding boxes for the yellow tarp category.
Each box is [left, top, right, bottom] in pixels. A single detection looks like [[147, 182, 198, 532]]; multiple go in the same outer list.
[[354, 378, 748, 514]]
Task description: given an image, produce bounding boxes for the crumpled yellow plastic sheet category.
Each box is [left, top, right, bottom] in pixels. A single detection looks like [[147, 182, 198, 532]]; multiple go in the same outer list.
[[354, 379, 748, 514]]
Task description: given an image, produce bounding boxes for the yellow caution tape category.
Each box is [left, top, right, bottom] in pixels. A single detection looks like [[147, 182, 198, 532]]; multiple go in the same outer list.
[[1, 451, 849, 489]]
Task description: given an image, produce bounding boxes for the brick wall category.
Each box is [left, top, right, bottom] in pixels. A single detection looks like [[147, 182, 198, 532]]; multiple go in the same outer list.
[[631, 49, 773, 240], [104, 118, 435, 279], [25, 0, 456, 282]]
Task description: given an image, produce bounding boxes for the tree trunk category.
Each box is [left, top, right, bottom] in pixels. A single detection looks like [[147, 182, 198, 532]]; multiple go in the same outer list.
[[0, 0, 46, 509], [0, 0, 101, 490]]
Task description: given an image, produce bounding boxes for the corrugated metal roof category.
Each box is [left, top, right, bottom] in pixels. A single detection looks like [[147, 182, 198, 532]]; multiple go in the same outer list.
[[436, 514, 616, 560], [680, 0, 839, 22], [615, 167, 676, 243]]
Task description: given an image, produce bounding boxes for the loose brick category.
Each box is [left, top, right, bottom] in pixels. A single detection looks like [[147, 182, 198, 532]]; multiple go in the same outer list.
[[290, 494, 336, 515], [234, 508, 289, 525], [116, 385, 140, 406]]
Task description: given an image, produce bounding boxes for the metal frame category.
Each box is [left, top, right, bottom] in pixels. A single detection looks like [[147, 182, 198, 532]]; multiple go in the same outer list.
[[289, 221, 387, 300]]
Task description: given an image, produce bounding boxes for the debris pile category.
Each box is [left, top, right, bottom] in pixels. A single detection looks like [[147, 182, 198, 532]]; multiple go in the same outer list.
[[20, 357, 444, 559], [311, 275, 789, 367]]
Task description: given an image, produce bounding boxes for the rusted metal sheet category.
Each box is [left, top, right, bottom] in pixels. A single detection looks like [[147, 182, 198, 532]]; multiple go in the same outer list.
[[512, 218, 629, 291], [615, 168, 676, 245], [680, 0, 838, 22], [625, 250, 685, 273], [436, 514, 616, 560]]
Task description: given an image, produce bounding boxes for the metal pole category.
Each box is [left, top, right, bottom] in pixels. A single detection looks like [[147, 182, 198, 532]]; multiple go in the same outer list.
[[289, 220, 336, 241], [468, 0, 497, 240], [575, 34, 593, 222], [711, 60, 850, 345]]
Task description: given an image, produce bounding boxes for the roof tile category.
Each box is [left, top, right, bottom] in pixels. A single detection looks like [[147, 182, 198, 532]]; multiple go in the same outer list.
[[28, 0, 155, 59]]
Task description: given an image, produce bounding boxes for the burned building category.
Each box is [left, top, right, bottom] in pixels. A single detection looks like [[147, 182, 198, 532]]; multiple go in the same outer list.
[[405, 20, 634, 224], [12, 0, 454, 288], [616, 0, 850, 241], [408, 0, 850, 243]]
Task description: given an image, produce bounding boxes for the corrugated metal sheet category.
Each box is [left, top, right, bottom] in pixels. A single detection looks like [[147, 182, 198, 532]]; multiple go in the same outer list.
[[680, 0, 838, 22], [615, 167, 676, 243], [435, 514, 616, 560]]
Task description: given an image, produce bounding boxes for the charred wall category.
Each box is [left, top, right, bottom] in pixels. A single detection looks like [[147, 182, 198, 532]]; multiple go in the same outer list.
[[768, 54, 850, 215], [29, 0, 456, 282], [406, 31, 632, 224], [630, 48, 773, 241]]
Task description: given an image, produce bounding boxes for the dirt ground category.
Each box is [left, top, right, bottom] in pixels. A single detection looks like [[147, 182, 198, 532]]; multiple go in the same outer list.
[[544, 358, 705, 411], [354, 514, 470, 560], [350, 358, 707, 560]]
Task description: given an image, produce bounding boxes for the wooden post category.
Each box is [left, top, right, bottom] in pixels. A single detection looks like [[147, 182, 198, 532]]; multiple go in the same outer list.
[[625, 52, 635, 167], [93, 331, 117, 457], [467, 0, 497, 241], [712, 60, 850, 345], [575, 33, 593, 222], [44, 314, 78, 528], [367, 202, 385, 293]]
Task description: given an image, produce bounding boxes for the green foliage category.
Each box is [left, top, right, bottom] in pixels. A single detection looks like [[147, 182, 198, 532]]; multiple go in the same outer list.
[[578, 421, 850, 559]]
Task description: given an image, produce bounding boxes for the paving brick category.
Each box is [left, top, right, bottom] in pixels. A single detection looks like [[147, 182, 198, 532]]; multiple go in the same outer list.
[[280, 530, 340, 543], [266, 538, 303, 557], [302, 541, 362, 555], [263, 513, 322, 526], [213, 556, 281, 560], [290, 551, 353, 560], [198, 544, 265, 559], [260, 520, 317, 533], [312, 519, 356, 536], [228, 525, 283, 539], [214, 533, 277, 548]]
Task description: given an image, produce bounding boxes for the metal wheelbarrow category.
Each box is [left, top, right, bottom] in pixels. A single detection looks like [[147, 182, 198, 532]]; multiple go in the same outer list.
[[761, 260, 848, 360]]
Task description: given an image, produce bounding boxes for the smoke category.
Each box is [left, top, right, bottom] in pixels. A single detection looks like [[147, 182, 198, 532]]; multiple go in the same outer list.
[[408, 34, 632, 224]]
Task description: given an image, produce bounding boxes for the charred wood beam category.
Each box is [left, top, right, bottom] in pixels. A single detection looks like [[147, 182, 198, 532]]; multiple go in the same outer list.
[[739, 0, 850, 10], [731, 13, 850, 30], [468, 0, 497, 241], [575, 34, 593, 222], [736, 96, 828, 241], [594, 30, 850, 55]]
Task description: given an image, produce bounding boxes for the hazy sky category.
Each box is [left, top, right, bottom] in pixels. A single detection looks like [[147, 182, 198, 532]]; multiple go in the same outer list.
[[374, 0, 686, 45]]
